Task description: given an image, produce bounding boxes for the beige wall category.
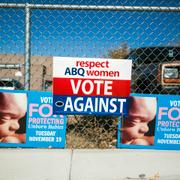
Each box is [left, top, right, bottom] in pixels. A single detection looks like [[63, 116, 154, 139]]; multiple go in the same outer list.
[[0, 54, 53, 91]]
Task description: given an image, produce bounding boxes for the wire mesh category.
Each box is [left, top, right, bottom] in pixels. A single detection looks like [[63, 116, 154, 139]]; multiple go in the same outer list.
[[0, 1, 180, 148]]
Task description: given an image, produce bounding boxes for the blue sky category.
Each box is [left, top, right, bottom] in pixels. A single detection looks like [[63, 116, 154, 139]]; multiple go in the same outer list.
[[0, 0, 180, 57]]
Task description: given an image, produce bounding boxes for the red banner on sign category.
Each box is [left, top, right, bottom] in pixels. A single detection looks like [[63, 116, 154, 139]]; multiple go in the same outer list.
[[53, 77, 130, 97]]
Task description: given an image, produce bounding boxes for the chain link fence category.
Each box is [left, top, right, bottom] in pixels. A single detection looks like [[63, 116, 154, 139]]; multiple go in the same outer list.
[[0, 1, 180, 148]]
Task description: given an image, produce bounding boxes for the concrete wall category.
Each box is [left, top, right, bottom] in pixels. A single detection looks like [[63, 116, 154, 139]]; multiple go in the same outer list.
[[0, 149, 180, 180]]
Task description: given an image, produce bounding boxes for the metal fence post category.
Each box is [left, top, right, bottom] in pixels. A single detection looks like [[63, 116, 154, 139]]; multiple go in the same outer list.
[[25, 3, 31, 90]]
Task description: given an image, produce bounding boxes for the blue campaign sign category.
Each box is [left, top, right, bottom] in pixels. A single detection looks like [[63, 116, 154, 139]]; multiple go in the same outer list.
[[53, 95, 129, 116], [155, 95, 180, 150], [0, 90, 67, 148], [117, 94, 180, 150]]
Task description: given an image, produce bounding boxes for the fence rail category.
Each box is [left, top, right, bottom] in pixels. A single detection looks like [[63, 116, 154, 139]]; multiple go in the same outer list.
[[1, 3, 180, 12]]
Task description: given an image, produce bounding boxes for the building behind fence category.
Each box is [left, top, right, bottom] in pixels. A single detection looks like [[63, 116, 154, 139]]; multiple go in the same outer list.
[[0, 1, 180, 148]]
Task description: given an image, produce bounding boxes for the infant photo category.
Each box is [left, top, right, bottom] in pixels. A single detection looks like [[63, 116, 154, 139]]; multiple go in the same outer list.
[[120, 96, 157, 146], [0, 92, 27, 143]]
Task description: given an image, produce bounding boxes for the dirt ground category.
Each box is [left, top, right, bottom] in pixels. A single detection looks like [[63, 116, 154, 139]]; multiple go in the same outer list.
[[66, 115, 119, 148]]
